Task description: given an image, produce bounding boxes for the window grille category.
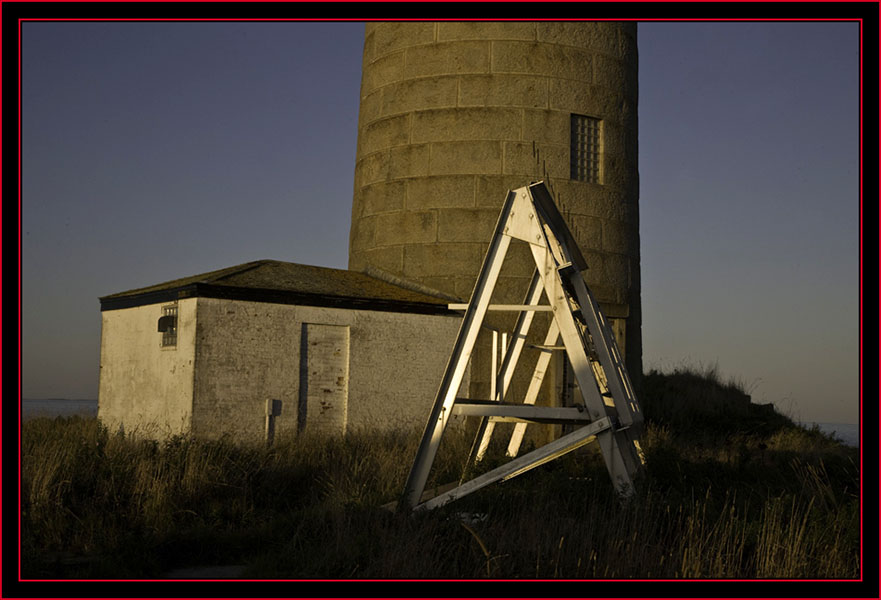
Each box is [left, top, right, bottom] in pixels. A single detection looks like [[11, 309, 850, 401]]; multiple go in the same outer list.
[[570, 114, 602, 183], [160, 304, 178, 348]]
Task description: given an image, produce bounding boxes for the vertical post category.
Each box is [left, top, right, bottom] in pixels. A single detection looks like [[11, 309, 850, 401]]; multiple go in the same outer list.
[[474, 330, 505, 463], [265, 399, 282, 446], [490, 330, 498, 403], [499, 333, 508, 400], [474, 331, 508, 462]]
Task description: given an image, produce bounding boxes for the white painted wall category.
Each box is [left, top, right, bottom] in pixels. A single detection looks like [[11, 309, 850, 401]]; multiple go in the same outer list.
[[192, 298, 469, 441], [97, 298, 196, 438], [98, 296, 469, 442]]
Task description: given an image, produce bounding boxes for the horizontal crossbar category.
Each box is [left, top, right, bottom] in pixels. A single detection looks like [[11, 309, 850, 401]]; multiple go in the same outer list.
[[447, 304, 553, 312], [452, 400, 594, 424]]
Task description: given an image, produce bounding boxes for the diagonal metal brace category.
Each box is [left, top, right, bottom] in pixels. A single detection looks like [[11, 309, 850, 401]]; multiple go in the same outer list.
[[415, 417, 613, 511]]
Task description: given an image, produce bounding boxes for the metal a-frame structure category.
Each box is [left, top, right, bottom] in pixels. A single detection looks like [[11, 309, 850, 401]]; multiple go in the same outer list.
[[400, 181, 644, 512]]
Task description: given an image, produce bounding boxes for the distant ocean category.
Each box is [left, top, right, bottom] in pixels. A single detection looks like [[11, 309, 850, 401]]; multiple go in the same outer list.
[[804, 422, 860, 448], [19, 399, 861, 448], [21, 398, 98, 420]]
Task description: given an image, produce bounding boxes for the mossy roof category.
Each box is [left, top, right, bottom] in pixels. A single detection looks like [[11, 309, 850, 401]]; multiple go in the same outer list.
[[99, 259, 455, 315]]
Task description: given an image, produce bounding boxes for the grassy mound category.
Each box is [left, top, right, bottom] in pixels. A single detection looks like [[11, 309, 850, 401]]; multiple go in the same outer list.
[[643, 364, 793, 438]]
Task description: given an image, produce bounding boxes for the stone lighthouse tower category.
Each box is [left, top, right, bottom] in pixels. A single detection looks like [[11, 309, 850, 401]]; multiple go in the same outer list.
[[349, 22, 642, 396]]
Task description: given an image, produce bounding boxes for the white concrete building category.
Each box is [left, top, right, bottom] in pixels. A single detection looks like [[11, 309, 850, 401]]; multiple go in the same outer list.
[[98, 260, 468, 441]]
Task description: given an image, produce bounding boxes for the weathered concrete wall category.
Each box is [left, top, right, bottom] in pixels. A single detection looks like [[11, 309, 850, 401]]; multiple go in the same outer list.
[[97, 299, 196, 438], [349, 21, 642, 398], [191, 298, 468, 441]]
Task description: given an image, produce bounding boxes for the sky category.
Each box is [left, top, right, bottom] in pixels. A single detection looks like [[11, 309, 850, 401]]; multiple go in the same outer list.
[[20, 21, 861, 425]]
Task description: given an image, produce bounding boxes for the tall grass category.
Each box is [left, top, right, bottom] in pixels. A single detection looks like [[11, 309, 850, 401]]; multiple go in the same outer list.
[[20, 367, 860, 579]]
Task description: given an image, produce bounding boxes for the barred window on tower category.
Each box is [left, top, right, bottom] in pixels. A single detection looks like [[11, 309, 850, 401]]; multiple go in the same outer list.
[[570, 114, 602, 184]]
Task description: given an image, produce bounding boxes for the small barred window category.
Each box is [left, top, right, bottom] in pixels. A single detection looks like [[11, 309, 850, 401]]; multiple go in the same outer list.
[[570, 114, 602, 183], [158, 304, 178, 348]]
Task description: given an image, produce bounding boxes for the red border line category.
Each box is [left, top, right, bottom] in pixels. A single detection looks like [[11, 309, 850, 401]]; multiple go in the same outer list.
[[15, 16, 867, 587]]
